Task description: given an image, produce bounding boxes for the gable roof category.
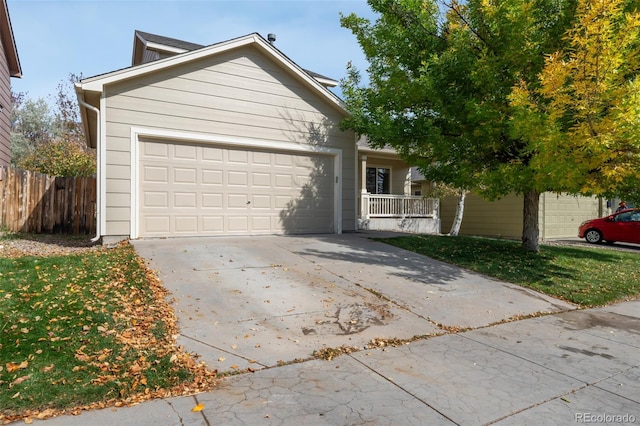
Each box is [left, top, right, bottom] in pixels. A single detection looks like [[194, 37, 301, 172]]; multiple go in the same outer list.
[[132, 30, 205, 65], [76, 32, 346, 148], [132, 30, 338, 87], [0, 0, 21, 78]]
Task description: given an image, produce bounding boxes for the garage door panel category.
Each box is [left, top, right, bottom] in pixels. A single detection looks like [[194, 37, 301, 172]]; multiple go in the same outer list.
[[144, 192, 168, 208], [274, 195, 293, 209], [202, 169, 223, 185], [252, 195, 271, 209], [252, 151, 271, 165], [174, 216, 198, 233], [275, 153, 292, 167], [228, 150, 249, 163], [275, 174, 293, 188], [202, 147, 223, 162], [139, 139, 334, 237], [202, 216, 224, 232], [251, 172, 271, 187], [144, 216, 171, 233], [143, 142, 169, 158], [174, 168, 197, 184], [228, 216, 249, 231], [202, 193, 223, 208], [228, 171, 248, 186], [174, 192, 197, 208], [174, 144, 197, 160], [251, 216, 271, 231], [228, 194, 249, 208], [143, 166, 168, 183]]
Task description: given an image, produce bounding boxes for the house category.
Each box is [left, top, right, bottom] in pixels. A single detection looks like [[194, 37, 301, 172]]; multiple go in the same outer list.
[[0, 0, 21, 167], [76, 30, 439, 243], [76, 30, 364, 243]]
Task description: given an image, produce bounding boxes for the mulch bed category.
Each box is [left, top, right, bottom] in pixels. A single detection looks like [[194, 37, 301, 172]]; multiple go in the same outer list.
[[0, 233, 103, 258]]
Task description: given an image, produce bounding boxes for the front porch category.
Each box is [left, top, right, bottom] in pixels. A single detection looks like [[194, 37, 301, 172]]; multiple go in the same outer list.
[[356, 141, 440, 234], [358, 193, 440, 234]]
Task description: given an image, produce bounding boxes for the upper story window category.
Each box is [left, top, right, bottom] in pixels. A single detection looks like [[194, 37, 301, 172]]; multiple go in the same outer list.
[[366, 167, 390, 194]]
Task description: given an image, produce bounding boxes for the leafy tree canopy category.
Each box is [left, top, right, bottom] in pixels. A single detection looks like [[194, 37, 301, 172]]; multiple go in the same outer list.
[[10, 74, 95, 177], [340, 0, 640, 250]]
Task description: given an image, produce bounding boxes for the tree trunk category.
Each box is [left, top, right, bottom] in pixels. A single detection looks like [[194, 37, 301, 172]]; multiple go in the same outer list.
[[522, 189, 540, 252], [449, 189, 466, 236]]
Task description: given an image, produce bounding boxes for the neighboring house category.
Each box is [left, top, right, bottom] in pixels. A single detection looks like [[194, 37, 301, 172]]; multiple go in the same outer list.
[[76, 31, 360, 243], [0, 0, 21, 168], [438, 192, 604, 240], [411, 164, 604, 239]]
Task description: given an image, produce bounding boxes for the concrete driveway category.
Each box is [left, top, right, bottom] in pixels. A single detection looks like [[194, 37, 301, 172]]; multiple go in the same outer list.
[[132, 233, 575, 373]]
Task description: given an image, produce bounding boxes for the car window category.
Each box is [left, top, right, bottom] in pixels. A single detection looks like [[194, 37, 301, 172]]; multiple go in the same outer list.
[[616, 212, 633, 222], [631, 213, 640, 222]]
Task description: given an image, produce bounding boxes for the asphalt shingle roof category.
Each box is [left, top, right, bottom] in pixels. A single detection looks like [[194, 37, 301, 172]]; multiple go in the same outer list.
[[135, 30, 205, 51]]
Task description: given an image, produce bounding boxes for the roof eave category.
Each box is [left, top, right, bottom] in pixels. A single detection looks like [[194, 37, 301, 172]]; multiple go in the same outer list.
[[0, 0, 21, 78], [75, 83, 99, 149]]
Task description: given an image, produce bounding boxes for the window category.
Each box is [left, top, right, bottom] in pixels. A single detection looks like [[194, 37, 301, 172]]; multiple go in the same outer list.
[[366, 167, 390, 194], [615, 211, 640, 222]]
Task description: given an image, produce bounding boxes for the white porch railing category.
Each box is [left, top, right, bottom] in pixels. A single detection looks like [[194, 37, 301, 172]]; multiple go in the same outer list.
[[361, 193, 439, 219]]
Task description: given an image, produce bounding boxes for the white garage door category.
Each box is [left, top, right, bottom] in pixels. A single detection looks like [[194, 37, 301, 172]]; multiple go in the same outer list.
[[138, 139, 335, 237]]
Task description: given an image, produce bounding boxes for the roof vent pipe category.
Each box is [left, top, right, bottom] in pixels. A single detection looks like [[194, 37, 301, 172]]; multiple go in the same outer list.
[[267, 33, 276, 44]]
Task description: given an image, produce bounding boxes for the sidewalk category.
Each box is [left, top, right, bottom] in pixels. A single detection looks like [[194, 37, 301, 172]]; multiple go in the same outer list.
[[32, 299, 640, 425]]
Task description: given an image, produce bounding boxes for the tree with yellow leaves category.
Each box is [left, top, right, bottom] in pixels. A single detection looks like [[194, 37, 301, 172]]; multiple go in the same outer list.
[[341, 0, 640, 251], [511, 0, 640, 202]]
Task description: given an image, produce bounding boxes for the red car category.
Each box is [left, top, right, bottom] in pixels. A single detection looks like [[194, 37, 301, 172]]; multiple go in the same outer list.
[[578, 208, 640, 244]]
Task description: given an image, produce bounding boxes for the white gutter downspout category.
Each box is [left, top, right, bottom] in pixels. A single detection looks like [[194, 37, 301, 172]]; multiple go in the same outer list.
[[77, 99, 102, 243]]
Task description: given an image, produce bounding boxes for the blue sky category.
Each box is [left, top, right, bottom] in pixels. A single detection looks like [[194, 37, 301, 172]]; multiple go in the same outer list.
[[8, 0, 378, 103]]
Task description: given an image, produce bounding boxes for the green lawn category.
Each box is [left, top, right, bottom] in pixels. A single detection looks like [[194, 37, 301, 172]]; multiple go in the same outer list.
[[0, 242, 215, 423], [2, 233, 637, 421], [379, 235, 640, 307]]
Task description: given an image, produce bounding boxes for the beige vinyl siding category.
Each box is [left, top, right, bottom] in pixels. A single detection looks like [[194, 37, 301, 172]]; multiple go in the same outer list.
[[441, 192, 602, 239], [0, 34, 11, 167], [441, 193, 523, 239], [102, 45, 355, 236]]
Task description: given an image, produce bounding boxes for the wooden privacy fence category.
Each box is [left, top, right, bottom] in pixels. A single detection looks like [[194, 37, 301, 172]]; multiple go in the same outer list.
[[0, 166, 96, 234]]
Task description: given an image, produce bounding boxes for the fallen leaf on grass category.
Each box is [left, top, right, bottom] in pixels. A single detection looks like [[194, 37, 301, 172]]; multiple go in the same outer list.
[[191, 403, 204, 412], [41, 364, 55, 373], [10, 375, 30, 387], [6, 360, 28, 372]]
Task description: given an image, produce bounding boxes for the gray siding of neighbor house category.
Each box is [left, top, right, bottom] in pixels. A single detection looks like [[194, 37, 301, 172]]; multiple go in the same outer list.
[[0, 34, 11, 167], [102, 45, 356, 236], [441, 192, 602, 239]]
